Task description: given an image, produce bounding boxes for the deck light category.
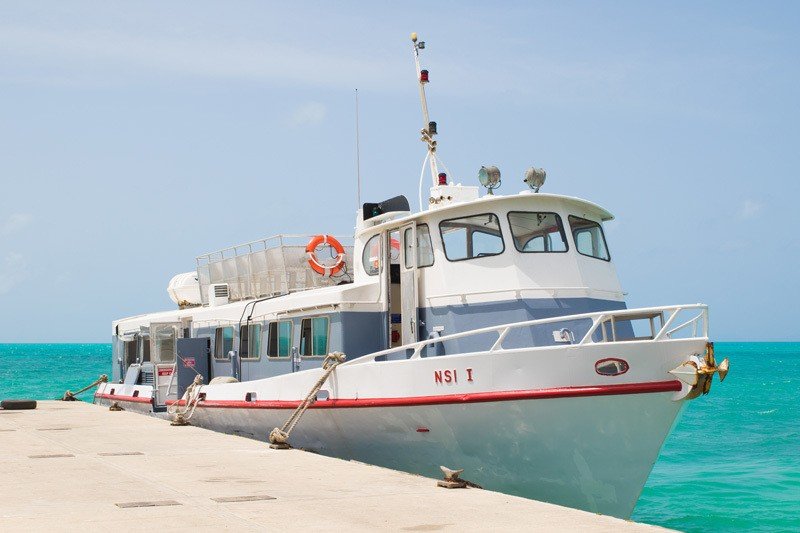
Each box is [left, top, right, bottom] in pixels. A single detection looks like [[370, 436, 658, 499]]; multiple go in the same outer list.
[[478, 166, 501, 194], [523, 167, 546, 193]]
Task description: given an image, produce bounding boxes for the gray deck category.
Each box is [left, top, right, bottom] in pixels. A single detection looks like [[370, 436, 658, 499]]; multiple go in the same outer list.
[[0, 401, 671, 532]]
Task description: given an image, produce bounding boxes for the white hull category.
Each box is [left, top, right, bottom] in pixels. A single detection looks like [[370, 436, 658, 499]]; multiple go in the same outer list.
[[188, 390, 684, 518]]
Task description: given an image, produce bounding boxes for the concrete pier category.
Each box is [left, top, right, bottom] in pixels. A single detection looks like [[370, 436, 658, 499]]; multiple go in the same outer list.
[[0, 401, 669, 531]]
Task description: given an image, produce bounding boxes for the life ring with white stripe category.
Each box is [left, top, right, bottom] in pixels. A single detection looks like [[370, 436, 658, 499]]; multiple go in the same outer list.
[[306, 235, 346, 277]]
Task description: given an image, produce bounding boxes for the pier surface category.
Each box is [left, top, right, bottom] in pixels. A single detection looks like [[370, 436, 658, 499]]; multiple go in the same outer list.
[[0, 401, 669, 532]]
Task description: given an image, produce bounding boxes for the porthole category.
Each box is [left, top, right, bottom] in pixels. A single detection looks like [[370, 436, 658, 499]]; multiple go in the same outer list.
[[595, 358, 629, 376]]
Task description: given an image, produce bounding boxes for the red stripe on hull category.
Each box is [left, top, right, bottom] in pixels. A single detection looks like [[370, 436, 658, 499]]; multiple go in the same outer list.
[[174, 380, 681, 410], [95, 393, 153, 404]]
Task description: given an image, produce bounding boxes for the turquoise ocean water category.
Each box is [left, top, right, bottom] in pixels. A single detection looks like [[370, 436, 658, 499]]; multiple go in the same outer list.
[[0, 342, 797, 531]]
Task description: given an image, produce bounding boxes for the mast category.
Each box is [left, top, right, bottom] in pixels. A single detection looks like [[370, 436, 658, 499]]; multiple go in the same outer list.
[[411, 33, 440, 187]]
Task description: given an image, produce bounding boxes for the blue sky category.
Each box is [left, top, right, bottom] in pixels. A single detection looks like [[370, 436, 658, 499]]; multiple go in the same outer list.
[[0, 1, 798, 342]]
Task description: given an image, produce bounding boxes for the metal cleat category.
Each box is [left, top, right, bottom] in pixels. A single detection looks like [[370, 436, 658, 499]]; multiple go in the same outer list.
[[437, 465, 467, 489]]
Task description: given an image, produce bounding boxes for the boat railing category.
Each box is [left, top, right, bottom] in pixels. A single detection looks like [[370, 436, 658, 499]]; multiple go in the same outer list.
[[195, 234, 354, 304], [345, 304, 708, 366]]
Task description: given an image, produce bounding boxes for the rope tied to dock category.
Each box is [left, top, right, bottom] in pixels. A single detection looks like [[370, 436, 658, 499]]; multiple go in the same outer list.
[[268, 351, 346, 449], [61, 374, 108, 401], [168, 375, 204, 426]]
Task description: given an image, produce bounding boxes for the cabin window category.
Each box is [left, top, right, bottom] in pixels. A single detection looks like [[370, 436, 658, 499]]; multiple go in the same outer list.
[[404, 224, 434, 268], [507, 212, 568, 253], [123, 340, 137, 367], [151, 324, 176, 363], [569, 216, 610, 261], [439, 213, 504, 261], [362, 234, 381, 276], [267, 320, 293, 357], [214, 326, 234, 359], [300, 316, 329, 356], [138, 336, 150, 362], [240, 323, 262, 360]]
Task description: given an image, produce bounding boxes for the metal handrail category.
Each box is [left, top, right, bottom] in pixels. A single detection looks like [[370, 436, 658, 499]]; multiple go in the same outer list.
[[196, 234, 353, 265], [343, 304, 708, 366]]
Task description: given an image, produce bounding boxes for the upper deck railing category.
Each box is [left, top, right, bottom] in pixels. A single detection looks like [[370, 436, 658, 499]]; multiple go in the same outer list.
[[344, 304, 708, 365], [195, 234, 354, 304]]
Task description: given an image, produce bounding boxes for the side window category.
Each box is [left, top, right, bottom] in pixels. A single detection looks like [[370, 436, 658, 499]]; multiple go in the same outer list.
[[151, 324, 176, 363], [214, 326, 234, 359], [404, 228, 413, 269], [404, 224, 434, 268], [362, 234, 381, 276], [439, 213, 504, 261], [267, 320, 293, 357], [507, 212, 568, 253], [300, 316, 329, 356], [240, 323, 262, 360], [389, 230, 400, 264], [569, 216, 610, 261], [139, 335, 151, 362], [123, 340, 137, 366], [418, 224, 434, 267]]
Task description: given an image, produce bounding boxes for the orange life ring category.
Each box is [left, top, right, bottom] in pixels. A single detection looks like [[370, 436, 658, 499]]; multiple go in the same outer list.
[[306, 235, 346, 277]]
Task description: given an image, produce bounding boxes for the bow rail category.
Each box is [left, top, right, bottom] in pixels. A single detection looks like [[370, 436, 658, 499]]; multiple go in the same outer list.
[[344, 304, 708, 366]]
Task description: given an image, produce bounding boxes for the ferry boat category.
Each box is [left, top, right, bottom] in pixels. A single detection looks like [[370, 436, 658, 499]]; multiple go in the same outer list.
[[95, 34, 728, 519]]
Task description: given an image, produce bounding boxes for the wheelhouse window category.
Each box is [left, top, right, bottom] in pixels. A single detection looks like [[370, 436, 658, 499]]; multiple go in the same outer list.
[[404, 224, 434, 268], [507, 212, 568, 253], [214, 326, 234, 359], [362, 234, 381, 276], [267, 320, 293, 357], [569, 216, 610, 261], [151, 324, 177, 363], [239, 323, 262, 360], [439, 213, 504, 261], [300, 316, 329, 356]]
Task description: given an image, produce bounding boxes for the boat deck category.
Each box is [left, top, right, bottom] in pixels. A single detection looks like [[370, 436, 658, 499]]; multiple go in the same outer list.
[[0, 401, 669, 532]]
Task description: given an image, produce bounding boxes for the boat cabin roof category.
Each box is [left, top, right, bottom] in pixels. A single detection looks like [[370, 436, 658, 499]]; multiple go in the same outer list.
[[357, 192, 613, 236]]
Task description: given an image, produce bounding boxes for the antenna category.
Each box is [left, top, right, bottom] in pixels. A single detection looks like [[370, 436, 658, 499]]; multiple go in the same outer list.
[[355, 88, 362, 207], [411, 33, 440, 190]]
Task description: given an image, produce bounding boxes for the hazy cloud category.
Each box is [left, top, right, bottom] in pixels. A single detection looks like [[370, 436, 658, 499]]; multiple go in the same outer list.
[[288, 102, 327, 127], [0, 25, 396, 90], [740, 199, 763, 219], [1, 213, 33, 235], [0, 252, 28, 294]]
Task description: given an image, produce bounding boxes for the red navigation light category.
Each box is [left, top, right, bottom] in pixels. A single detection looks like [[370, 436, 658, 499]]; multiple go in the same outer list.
[[420, 69, 429, 83], [438, 173, 447, 185]]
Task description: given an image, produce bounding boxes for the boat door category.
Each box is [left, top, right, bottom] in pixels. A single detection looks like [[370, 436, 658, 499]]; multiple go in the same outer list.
[[150, 321, 181, 408], [399, 224, 419, 344]]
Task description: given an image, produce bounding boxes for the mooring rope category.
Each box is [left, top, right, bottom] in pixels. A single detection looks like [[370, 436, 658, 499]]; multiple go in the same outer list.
[[62, 374, 108, 401], [268, 352, 346, 448], [168, 375, 204, 426]]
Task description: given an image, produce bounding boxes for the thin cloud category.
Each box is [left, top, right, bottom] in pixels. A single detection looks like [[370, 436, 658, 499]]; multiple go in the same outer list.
[[1, 213, 33, 235], [0, 252, 28, 294], [740, 199, 763, 219], [288, 102, 327, 127], [0, 25, 396, 91]]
